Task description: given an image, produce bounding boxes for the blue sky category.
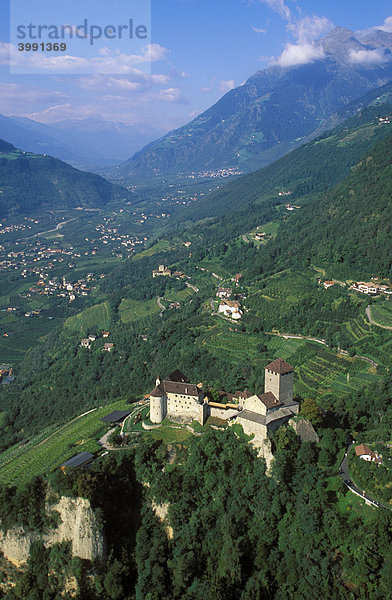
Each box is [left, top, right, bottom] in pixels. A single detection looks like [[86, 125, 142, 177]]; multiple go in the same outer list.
[[0, 0, 392, 138]]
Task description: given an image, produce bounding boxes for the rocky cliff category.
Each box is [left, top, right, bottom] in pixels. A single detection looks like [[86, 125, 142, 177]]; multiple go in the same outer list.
[[0, 496, 105, 567]]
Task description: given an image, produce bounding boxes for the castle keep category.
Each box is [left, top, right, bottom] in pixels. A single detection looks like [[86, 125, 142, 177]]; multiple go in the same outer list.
[[149, 359, 299, 463]]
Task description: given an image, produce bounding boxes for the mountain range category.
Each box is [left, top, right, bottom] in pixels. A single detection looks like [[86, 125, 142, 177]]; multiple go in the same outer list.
[[120, 27, 392, 178], [0, 115, 164, 171]]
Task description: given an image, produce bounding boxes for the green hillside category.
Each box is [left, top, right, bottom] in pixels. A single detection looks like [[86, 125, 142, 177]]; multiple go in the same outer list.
[[183, 102, 392, 221], [0, 139, 132, 218], [254, 134, 392, 280]]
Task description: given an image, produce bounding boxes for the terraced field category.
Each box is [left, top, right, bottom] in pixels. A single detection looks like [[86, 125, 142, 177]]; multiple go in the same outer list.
[[0, 400, 127, 487], [369, 303, 392, 328], [164, 287, 195, 303], [0, 313, 64, 364], [119, 297, 160, 322], [199, 322, 308, 366], [296, 350, 378, 395], [133, 239, 175, 261], [200, 324, 260, 364], [346, 315, 374, 341]]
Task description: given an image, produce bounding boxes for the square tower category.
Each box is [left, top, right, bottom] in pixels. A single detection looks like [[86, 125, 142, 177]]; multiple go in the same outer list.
[[264, 358, 294, 406]]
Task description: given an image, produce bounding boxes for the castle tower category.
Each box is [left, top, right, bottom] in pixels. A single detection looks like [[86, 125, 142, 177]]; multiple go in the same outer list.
[[150, 384, 166, 424], [264, 358, 294, 406]]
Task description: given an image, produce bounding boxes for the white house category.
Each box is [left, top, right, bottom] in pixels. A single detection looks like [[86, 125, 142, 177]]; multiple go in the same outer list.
[[218, 300, 242, 319]]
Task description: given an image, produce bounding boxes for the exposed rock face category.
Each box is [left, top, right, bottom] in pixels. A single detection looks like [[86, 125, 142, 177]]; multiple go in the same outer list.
[[0, 496, 105, 567], [289, 418, 319, 444]]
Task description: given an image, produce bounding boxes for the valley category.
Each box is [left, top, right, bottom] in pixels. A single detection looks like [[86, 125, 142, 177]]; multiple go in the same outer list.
[[1, 16, 392, 599]]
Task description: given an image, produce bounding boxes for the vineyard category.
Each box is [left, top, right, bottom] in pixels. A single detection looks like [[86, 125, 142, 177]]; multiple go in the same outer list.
[[64, 301, 111, 334], [0, 400, 127, 487], [346, 315, 374, 341], [369, 303, 392, 328], [200, 323, 260, 364], [296, 349, 378, 395], [119, 297, 161, 322]]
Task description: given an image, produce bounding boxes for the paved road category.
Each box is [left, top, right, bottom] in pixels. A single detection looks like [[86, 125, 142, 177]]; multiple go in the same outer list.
[[366, 305, 392, 330], [339, 443, 387, 509], [22, 218, 77, 240], [157, 296, 166, 317]]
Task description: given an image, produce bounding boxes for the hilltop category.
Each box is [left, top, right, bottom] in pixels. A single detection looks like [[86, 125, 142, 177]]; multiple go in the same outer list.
[[0, 139, 133, 218]]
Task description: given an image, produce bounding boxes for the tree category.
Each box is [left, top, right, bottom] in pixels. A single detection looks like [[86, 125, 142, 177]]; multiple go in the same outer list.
[[300, 397, 322, 426]]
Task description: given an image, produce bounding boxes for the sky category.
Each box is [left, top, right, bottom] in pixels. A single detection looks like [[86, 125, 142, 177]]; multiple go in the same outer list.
[[0, 0, 392, 138]]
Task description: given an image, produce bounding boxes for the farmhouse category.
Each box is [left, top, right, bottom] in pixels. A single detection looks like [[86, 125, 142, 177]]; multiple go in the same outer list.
[[218, 300, 242, 319], [355, 444, 383, 464], [216, 287, 232, 299], [352, 282, 380, 295]]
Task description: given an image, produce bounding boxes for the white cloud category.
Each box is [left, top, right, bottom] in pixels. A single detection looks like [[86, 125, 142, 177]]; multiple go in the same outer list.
[[2, 42, 168, 74], [219, 80, 235, 92], [377, 16, 392, 33], [349, 48, 388, 65], [78, 73, 171, 92], [289, 15, 333, 45], [259, 0, 291, 21], [201, 86, 211, 93], [157, 88, 188, 103], [274, 42, 325, 67], [252, 26, 267, 34]]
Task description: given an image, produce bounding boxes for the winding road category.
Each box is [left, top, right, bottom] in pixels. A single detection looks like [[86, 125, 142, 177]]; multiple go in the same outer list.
[[157, 297, 166, 317], [366, 305, 392, 331]]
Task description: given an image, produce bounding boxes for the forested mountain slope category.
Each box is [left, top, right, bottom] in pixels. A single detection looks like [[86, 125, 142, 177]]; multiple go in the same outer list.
[[251, 134, 392, 280], [0, 139, 132, 218], [179, 102, 392, 222]]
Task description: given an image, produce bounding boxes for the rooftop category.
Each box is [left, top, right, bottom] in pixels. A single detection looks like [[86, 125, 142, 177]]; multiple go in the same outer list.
[[258, 391, 282, 409], [355, 443, 373, 457], [265, 358, 294, 375], [61, 452, 94, 469], [101, 410, 131, 424], [237, 410, 266, 425]]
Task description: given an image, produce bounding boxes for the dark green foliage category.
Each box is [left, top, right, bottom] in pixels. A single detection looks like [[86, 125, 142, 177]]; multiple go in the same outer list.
[[0, 139, 132, 218], [0, 476, 47, 532], [253, 134, 392, 280]]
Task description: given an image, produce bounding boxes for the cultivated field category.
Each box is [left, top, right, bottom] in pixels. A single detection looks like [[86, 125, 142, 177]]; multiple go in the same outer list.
[[0, 400, 128, 487], [64, 301, 111, 334], [119, 297, 161, 322], [369, 304, 392, 328]]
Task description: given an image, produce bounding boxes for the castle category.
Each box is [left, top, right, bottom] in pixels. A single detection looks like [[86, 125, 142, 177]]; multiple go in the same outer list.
[[149, 358, 300, 462]]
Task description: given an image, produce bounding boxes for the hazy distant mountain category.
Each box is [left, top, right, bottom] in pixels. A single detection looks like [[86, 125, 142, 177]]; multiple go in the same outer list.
[[0, 114, 163, 171], [0, 139, 132, 218], [120, 27, 392, 178]]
